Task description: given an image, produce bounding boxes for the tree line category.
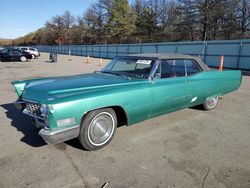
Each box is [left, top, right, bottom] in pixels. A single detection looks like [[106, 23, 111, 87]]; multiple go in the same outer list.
[[4, 0, 250, 46]]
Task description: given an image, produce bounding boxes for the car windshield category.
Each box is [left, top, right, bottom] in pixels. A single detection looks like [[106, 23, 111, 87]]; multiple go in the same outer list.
[[101, 57, 155, 79], [0, 48, 8, 53]]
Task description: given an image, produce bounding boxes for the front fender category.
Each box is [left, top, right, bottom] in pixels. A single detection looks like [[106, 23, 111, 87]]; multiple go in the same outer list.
[[12, 81, 26, 97]]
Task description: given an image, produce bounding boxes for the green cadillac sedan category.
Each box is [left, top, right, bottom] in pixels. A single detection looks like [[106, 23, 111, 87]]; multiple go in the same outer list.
[[12, 53, 242, 150]]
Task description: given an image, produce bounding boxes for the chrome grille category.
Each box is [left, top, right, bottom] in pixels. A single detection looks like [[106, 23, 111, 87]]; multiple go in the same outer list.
[[25, 101, 41, 116]]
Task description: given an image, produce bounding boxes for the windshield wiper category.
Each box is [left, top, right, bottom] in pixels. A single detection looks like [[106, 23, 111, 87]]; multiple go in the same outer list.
[[101, 71, 131, 80]]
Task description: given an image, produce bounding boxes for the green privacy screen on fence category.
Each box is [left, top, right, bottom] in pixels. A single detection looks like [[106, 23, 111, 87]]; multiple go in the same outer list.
[[35, 39, 250, 70]]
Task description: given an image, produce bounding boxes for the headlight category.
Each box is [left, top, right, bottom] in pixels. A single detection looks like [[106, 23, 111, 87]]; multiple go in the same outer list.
[[48, 105, 55, 113], [40, 104, 48, 117]]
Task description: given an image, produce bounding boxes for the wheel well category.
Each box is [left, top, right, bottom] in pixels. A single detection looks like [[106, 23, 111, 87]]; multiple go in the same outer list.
[[81, 106, 128, 127], [110, 106, 128, 127]]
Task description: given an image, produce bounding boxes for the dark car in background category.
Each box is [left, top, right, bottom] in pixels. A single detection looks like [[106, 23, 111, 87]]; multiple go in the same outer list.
[[0, 48, 33, 62]]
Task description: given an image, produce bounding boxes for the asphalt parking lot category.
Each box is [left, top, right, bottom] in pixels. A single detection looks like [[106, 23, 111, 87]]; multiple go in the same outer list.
[[0, 53, 250, 188]]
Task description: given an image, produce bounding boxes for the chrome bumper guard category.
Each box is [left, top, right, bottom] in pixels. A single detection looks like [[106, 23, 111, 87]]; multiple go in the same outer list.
[[31, 118, 47, 128], [14, 99, 25, 110], [39, 125, 80, 144]]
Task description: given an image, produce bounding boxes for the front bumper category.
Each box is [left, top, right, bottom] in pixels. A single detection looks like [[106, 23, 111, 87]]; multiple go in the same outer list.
[[39, 125, 80, 144], [14, 100, 80, 144]]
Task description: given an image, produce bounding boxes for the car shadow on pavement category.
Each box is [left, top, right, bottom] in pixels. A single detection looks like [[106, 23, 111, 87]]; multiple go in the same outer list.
[[65, 139, 86, 150], [1, 103, 46, 147], [189, 105, 204, 111]]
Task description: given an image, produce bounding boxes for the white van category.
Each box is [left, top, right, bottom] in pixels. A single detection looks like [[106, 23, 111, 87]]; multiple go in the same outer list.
[[17, 47, 40, 58]]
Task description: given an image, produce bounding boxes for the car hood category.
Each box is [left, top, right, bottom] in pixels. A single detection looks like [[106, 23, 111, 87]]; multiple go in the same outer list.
[[20, 73, 141, 103]]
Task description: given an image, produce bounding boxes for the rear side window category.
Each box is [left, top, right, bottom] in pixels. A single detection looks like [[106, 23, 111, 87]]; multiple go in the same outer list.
[[185, 60, 201, 76], [30, 48, 36, 51], [21, 48, 28, 50]]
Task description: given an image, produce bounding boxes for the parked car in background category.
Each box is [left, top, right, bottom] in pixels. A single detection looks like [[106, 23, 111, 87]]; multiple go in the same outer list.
[[0, 48, 32, 62], [12, 53, 242, 150], [15, 47, 40, 58]]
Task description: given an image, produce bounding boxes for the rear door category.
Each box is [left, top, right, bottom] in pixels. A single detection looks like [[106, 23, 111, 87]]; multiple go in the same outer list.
[[150, 59, 193, 117]]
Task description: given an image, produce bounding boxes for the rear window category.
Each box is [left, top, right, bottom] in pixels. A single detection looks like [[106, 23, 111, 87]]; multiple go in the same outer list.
[[29, 48, 37, 51]]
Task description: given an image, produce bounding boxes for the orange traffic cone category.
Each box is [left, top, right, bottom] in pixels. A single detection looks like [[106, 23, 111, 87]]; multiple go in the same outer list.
[[219, 55, 224, 71], [98, 58, 103, 66], [68, 55, 72, 61]]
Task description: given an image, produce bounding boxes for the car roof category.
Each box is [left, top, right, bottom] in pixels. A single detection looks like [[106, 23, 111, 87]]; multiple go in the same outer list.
[[125, 53, 211, 71], [17, 46, 38, 50]]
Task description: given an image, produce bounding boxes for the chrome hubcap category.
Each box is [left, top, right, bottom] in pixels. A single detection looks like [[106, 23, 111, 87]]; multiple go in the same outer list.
[[207, 96, 218, 108], [88, 112, 114, 146]]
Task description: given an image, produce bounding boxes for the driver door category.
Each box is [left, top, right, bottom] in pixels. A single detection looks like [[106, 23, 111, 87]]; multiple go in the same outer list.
[[10, 50, 20, 60], [149, 59, 193, 117]]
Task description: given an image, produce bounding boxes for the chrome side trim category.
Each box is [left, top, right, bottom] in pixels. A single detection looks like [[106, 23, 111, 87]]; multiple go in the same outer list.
[[39, 125, 80, 144], [22, 99, 40, 103], [14, 99, 25, 104]]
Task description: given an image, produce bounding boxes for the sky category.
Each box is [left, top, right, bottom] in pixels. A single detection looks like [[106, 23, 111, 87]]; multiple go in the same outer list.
[[0, 0, 97, 39]]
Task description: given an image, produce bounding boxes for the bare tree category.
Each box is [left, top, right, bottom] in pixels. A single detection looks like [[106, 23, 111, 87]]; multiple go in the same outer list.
[[12, 0, 250, 45], [62, 10, 75, 44], [238, 0, 250, 34], [45, 15, 65, 44]]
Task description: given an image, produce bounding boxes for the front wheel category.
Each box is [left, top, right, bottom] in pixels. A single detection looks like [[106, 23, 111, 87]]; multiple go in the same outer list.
[[20, 56, 27, 62], [79, 108, 117, 150], [203, 96, 219, 110]]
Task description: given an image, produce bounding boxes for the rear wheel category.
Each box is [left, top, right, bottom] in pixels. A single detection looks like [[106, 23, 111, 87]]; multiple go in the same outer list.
[[79, 108, 117, 150], [20, 56, 27, 62], [203, 96, 219, 110]]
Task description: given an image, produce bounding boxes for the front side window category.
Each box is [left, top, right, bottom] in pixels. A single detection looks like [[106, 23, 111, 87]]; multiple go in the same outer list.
[[160, 59, 185, 78], [157, 59, 202, 79], [102, 57, 155, 79]]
